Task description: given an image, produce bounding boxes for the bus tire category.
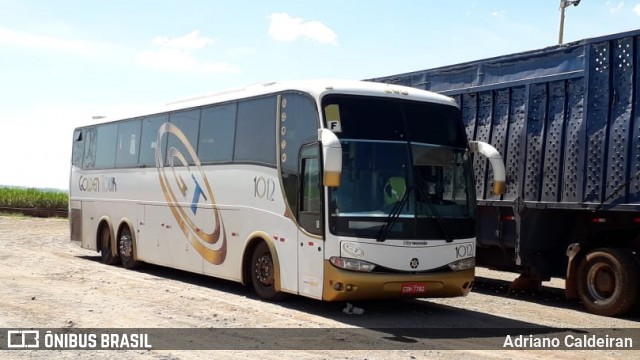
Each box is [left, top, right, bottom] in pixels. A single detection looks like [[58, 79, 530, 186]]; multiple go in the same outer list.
[[576, 248, 639, 317], [250, 241, 284, 301], [99, 225, 119, 265], [118, 226, 140, 269]]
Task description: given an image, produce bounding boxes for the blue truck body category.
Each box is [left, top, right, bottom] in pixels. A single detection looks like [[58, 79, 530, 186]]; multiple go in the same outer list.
[[371, 29, 640, 316]]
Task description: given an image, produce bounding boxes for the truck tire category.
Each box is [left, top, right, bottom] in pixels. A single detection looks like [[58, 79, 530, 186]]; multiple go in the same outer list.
[[576, 248, 639, 317]]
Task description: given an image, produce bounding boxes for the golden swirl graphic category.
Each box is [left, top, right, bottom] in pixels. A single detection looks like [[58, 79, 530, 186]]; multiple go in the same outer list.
[[155, 122, 227, 265]]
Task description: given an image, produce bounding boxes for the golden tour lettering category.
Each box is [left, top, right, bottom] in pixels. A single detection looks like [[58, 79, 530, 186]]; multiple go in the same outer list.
[[79, 176, 117, 192]]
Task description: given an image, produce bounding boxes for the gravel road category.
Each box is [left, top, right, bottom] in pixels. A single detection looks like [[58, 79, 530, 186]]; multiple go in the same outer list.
[[0, 216, 637, 359]]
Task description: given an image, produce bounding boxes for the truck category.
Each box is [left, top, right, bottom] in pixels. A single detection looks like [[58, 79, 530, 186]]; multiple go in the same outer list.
[[370, 29, 640, 317]]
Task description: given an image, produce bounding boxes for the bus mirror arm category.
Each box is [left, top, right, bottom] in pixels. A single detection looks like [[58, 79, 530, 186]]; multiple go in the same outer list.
[[319, 129, 342, 187], [469, 141, 506, 195]]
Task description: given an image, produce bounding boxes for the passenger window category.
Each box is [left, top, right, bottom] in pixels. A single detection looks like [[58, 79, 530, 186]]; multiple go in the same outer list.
[[83, 128, 97, 169], [115, 120, 142, 168], [94, 123, 118, 169], [72, 130, 84, 168], [278, 92, 319, 216], [234, 96, 276, 165], [199, 103, 236, 163], [167, 109, 201, 166], [139, 114, 169, 167]]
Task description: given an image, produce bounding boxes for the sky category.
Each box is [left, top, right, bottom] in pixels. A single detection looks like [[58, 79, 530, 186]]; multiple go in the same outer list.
[[1, 0, 640, 190]]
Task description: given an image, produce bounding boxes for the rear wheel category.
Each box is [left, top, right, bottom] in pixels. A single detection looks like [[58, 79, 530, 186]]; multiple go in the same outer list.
[[250, 242, 284, 301], [576, 248, 639, 316], [118, 226, 140, 269], [99, 226, 119, 265]]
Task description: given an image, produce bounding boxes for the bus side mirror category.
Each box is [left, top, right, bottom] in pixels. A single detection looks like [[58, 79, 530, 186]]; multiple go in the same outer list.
[[319, 128, 342, 187], [469, 141, 506, 195]]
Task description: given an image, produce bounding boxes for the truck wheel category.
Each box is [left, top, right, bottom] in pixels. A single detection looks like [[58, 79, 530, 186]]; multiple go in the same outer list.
[[250, 242, 284, 301], [99, 226, 119, 265], [118, 226, 140, 269], [576, 248, 639, 316]]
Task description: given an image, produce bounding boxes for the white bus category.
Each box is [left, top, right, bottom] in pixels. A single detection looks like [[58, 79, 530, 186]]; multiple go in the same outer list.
[[69, 80, 505, 301]]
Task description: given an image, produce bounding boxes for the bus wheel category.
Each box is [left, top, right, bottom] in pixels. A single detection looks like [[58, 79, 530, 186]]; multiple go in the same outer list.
[[99, 225, 119, 265], [250, 242, 283, 301], [118, 226, 140, 269], [576, 248, 639, 316]]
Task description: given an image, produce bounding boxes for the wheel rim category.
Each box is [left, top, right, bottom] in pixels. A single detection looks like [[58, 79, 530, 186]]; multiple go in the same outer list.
[[586, 262, 615, 302], [119, 231, 133, 258], [254, 253, 274, 287]]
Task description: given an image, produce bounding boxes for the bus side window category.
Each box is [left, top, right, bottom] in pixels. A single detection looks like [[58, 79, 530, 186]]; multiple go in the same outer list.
[[139, 114, 169, 167], [94, 123, 118, 169], [167, 108, 201, 166], [198, 103, 237, 163], [279, 92, 320, 220], [299, 144, 322, 235], [234, 96, 277, 165], [72, 130, 84, 168], [83, 128, 97, 169], [115, 120, 142, 168]]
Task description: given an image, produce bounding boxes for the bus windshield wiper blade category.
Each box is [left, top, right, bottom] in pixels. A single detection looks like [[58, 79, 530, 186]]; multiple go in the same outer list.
[[416, 182, 453, 243], [377, 187, 411, 242]]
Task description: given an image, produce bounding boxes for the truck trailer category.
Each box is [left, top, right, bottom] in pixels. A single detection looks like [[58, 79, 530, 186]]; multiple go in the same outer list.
[[370, 29, 640, 316]]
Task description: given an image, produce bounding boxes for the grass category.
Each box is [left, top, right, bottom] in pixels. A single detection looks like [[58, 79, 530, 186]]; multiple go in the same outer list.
[[0, 187, 68, 217]]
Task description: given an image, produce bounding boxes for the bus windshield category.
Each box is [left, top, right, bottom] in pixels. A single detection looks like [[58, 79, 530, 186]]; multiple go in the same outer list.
[[323, 94, 476, 240]]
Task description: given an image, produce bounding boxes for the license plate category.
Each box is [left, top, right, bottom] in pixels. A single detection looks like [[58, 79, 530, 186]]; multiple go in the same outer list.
[[401, 283, 426, 294]]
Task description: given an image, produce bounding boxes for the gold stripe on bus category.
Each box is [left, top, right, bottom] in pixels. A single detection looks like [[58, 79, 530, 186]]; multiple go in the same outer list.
[[156, 122, 228, 265]]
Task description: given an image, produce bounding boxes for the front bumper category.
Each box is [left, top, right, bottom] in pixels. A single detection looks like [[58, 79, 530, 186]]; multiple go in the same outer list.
[[322, 260, 475, 301]]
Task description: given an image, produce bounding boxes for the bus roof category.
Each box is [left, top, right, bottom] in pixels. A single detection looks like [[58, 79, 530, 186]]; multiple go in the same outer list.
[[81, 79, 457, 127]]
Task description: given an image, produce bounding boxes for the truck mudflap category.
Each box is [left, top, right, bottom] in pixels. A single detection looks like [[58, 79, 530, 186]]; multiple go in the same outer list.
[[565, 243, 581, 298]]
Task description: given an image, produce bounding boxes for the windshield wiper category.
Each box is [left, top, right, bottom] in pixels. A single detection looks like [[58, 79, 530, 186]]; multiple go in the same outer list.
[[416, 181, 453, 243], [376, 187, 411, 242]]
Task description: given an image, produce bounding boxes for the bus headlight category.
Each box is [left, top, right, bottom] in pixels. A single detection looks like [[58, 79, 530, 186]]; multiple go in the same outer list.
[[448, 257, 475, 271], [330, 256, 376, 272]]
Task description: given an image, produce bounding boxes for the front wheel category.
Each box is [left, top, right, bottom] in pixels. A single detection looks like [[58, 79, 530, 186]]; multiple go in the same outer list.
[[250, 242, 284, 301], [576, 248, 639, 317]]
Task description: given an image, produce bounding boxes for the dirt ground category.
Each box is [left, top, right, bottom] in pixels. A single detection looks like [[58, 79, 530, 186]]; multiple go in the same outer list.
[[0, 216, 638, 359]]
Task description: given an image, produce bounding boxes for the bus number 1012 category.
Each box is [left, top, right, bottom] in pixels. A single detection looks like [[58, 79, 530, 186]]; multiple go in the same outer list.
[[254, 176, 275, 201]]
